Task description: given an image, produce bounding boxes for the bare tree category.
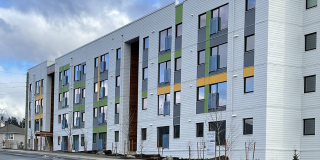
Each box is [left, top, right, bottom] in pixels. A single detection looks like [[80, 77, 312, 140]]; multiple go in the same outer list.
[[63, 114, 75, 152], [137, 125, 153, 158], [79, 129, 88, 152]]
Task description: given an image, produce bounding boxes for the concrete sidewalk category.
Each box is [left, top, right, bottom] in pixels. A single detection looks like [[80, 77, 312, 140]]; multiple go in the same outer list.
[[0, 149, 127, 160]]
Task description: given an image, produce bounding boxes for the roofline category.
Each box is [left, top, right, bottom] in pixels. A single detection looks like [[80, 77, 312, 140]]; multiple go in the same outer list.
[[55, 1, 175, 61], [28, 60, 55, 71]]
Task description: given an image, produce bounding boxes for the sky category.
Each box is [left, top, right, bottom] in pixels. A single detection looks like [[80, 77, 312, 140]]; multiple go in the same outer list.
[[0, 0, 182, 120]]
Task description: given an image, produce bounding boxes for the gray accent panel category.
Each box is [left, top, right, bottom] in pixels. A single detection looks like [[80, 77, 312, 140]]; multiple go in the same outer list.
[[198, 27, 206, 43], [244, 24, 255, 37], [173, 105, 180, 117], [94, 67, 98, 79], [143, 61, 148, 68], [100, 71, 108, 80], [244, 51, 254, 68], [158, 82, 170, 88], [210, 29, 228, 47], [142, 79, 148, 91], [116, 59, 121, 70], [209, 67, 227, 76], [175, 36, 182, 51], [92, 143, 97, 151], [158, 49, 171, 57], [143, 49, 148, 62], [93, 92, 98, 103], [79, 110, 85, 128], [197, 41, 206, 51], [197, 64, 205, 79], [94, 77, 98, 83], [115, 87, 120, 98], [116, 69, 120, 77], [99, 95, 108, 101], [173, 117, 180, 125], [58, 101, 69, 110], [196, 101, 205, 114], [174, 70, 181, 84], [115, 114, 119, 124], [245, 9, 255, 27], [208, 106, 226, 112]]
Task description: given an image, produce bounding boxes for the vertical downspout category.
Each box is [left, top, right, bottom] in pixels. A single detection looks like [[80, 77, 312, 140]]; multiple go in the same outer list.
[[24, 72, 29, 150]]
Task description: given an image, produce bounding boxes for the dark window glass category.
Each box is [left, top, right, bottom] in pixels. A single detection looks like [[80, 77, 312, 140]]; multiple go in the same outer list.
[[305, 75, 316, 93], [93, 133, 97, 143], [58, 136, 61, 145], [197, 87, 205, 100], [115, 131, 119, 142], [83, 65, 86, 74], [158, 93, 170, 115], [101, 54, 109, 70], [117, 48, 121, 59], [158, 61, 171, 83], [220, 4, 229, 30], [144, 37, 149, 49], [211, 43, 228, 68], [246, 0, 256, 10], [81, 136, 84, 146], [142, 98, 147, 110], [304, 118, 315, 135], [116, 76, 120, 87], [174, 125, 180, 138], [58, 115, 61, 123], [307, 0, 317, 9], [82, 88, 85, 98], [95, 58, 99, 67], [115, 103, 119, 114], [175, 58, 181, 71], [305, 33, 317, 51], [209, 121, 226, 145], [243, 118, 253, 135], [198, 50, 205, 65], [94, 108, 97, 117], [174, 91, 181, 105], [141, 128, 147, 140], [245, 76, 254, 93], [159, 28, 172, 51], [157, 126, 169, 147], [245, 35, 255, 51], [143, 68, 148, 80], [196, 123, 204, 137], [176, 23, 182, 37], [199, 13, 206, 28]]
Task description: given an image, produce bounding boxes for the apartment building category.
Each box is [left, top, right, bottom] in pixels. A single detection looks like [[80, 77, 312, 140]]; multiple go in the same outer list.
[[26, 0, 320, 159]]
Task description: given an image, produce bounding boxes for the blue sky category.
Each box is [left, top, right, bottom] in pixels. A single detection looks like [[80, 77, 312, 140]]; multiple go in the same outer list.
[[0, 0, 182, 119]]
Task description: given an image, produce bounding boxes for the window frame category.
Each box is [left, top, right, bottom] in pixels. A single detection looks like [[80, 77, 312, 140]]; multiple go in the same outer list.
[[159, 27, 172, 52], [304, 118, 315, 135], [174, 91, 181, 105], [158, 60, 171, 83], [305, 32, 317, 51], [94, 83, 98, 93], [245, 34, 255, 52], [304, 75, 316, 93], [83, 65, 86, 74], [198, 50, 206, 65], [158, 93, 170, 115], [142, 98, 147, 110], [246, 0, 256, 11], [196, 123, 204, 137], [143, 37, 149, 49], [94, 108, 98, 118], [176, 23, 182, 37], [174, 125, 180, 139], [243, 118, 253, 135], [95, 57, 99, 68], [198, 13, 206, 29], [197, 86, 205, 101], [175, 57, 181, 71], [210, 43, 228, 69], [116, 48, 121, 59], [74, 64, 81, 81], [58, 136, 61, 145], [244, 76, 254, 93], [141, 128, 147, 140], [82, 112, 85, 122], [82, 88, 85, 98], [211, 4, 229, 31], [116, 76, 120, 87], [306, 0, 318, 9], [115, 131, 119, 142], [143, 67, 148, 80], [115, 103, 120, 114]]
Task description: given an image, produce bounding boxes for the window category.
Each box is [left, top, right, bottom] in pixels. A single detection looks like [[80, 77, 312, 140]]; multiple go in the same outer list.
[[94, 108, 98, 117], [58, 136, 61, 145], [199, 13, 206, 29], [101, 53, 109, 70], [210, 82, 227, 107], [115, 131, 119, 142], [196, 123, 204, 137], [243, 118, 253, 135], [159, 28, 172, 51], [100, 106, 108, 121], [212, 4, 229, 31], [115, 103, 120, 114], [157, 126, 169, 147], [304, 118, 315, 135], [209, 121, 226, 145], [74, 64, 81, 81], [158, 93, 170, 115], [100, 80, 108, 96], [305, 32, 317, 51], [174, 91, 181, 105], [244, 76, 254, 93], [64, 69, 70, 84], [62, 113, 69, 128], [63, 91, 69, 105], [41, 79, 44, 87], [94, 83, 98, 93], [93, 133, 97, 143], [307, 0, 317, 9], [245, 35, 255, 52], [40, 118, 43, 127], [82, 112, 85, 122], [29, 121, 31, 128], [159, 61, 171, 83], [142, 98, 147, 110], [197, 86, 205, 101], [35, 81, 40, 94], [58, 115, 61, 123], [174, 125, 180, 138], [176, 23, 182, 37], [4, 133, 14, 140], [144, 37, 149, 49], [141, 128, 147, 140], [117, 48, 121, 59], [95, 57, 99, 67], [35, 100, 39, 113], [30, 83, 32, 91], [29, 102, 31, 110], [74, 88, 80, 103], [73, 111, 79, 126], [175, 58, 181, 71], [83, 65, 86, 74], [211, 43, 228, 68], [81, 136, 84, 146], [143, 68, 148, 80], [246, 0, 256, 10], [198, 50, 205, 65], [59, 93, 62, 102], [116, 76, 120, 87], [304, 75, 316, 93], [82, 88, 85, 98], [59, 72, 63, 81]]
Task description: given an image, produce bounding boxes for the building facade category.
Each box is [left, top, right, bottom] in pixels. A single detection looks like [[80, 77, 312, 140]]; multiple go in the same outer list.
[[26, 0, 320, 159]]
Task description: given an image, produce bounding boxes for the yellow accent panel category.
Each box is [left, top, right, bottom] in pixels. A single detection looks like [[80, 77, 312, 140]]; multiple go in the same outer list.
[[35, 95, 43, 101], [35, 114, 43, 120], [174, 83, 181, 92], [158, 86, 171, 95], [197, 73, 227, 87], [243, 66, 254, 77], [97, 57, 101, 102], [29, 117, 31, 121]]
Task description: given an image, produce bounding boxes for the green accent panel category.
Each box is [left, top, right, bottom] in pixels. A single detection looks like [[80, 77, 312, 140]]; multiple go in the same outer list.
[[175, 4, 183, 24], [93, 126, 108, 133], [115, 97, 120, 104], [73, 105, 85, 112], [59, 64, 70, 72], [74, 81, 86, 89], [93, 99, 108, 108], [204, 85, 209, 113], [59, 86, 69, 94], [175, 50, 182, 58], [142, 91, 148, 98], [205, 11, 211, 77], [158, 53, 171, 63]]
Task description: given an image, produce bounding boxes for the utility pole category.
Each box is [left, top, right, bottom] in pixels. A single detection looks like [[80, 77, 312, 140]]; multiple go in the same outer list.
[[24, 72, 29, 150]]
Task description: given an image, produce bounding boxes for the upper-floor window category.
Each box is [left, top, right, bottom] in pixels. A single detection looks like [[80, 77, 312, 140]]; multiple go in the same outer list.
[[210, 81, 227, 107], [116, 76, 120, 87], [158, 93, 170, 115], [304, 118, 315, 135], [305, 32, 317, 51], [4, 133, 14, 140], [74, 64, 81, 81], [35, 81, 40, 94], [95, 57, 99, 68], [243, 118, 253, 135], [209, 121, 226, 145], [30, 84, 32, 91], [142, 98, 147, 110], [159, 28, 172, 52], [174, 91, 181, 105], [100, 106, 108, 121], [100, 80, 108, 97], [58, 115, 61, 123], [144, 37, 149, 49], [176, 23, 182, 37], [73, 111, 79, 126], [59, 72, 63, 81], [307, 0, 317, 9], [59, 93, 62, 102], [304, 75, 316, 93], [245, 35, 255, 52], [83, 65, 86, 74], [244, 76, 254, 93], [82, 112, 85, 122], [115, 103, 120, 114], [196, 123, 204, 137], [35, 100, 39, 114], [74, 88, 80, 103], [199, 13, 206, 29], [63, 91, 69, 105], [94, 83, 98, 93], [212, 4, 229, 31], [64, 69, 70, 84], [82, 88, 85, 98], [117, 48, 121, 59], [115, 131, 119, 142], [159, 61, 171, 83], [94, 108, 98, 117], [62, 113, 69, 128], [197, 86, 205, 101], [175, 58, 181, 71], [211, 43, 228, 69], [198, 50, 205, 65], [246, 0, 256, 11], [143, 68, 148, 80], [174, 125, 180, 138], [101, 54, 109, 70]]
